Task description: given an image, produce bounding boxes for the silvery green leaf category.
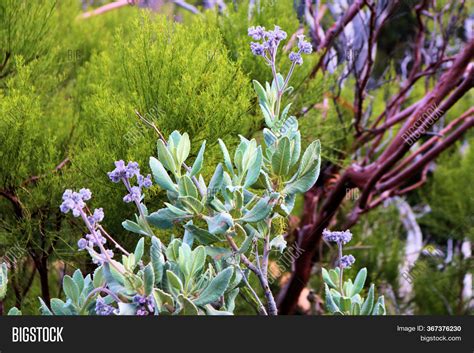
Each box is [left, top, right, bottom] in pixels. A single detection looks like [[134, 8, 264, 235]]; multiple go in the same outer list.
[[280, 193, 296, 215], [351, 302, 361, 315], [72, 269, 84, 293], [144, 263, 155, 296], [179, 196, 204, 214], [168, 131, 182, 151], [153, 288, 175, 313], [243, 146, 262, 188], [238, 232, 255, 254], [166, 270, 184, 296], [351, 267, 367, 297], [260, 103, 274, 128], [205, 212, 234, 235], [178, 175, 198, 199], [166, 239, 182, 262], [178, 243, 192, 276], [372, 296, 386, 315], [284, 162, 321, 194], [241, 139, 257, 173], [233, 139, 248, 174], [50, 298, 72, 316], [253, 80, 267, 104], [184, 224, 221, 245], [38, 298, 53, 315], [275, 73, 284, 91], [193, 267, 233, 306], [134, 238, 145, 265], [205, 247, 233, 261], [118, 302, 136, 316], [190, 141, 206, 177], [103, 263, 126, 294], [340, 296, 352, 313], [177, 294, 199, 315], [297, 139, 321, 179], [360, 284, 375, 315], [183, 221, 194, 247], [63, 275, 80, 305], [164, 203, 189, 217], [272, 136, 291, 176], [176, 132, 191, 166], [225, 288, 239, 313], [280, 103, 292, 122], [240, 195, 276, 223], [263, 128, 277, 147], [269, 235, 287, 253], [204, 305, 233, 316], [344, 279, 353, 297], [151, 237, 165, 285], [122, 220, 148, 235], [289, 131, 301, 168], [150, 157, 177, 192], [157, 139, 176, 174], [7, 307, 22, 316], [324, 283, 342, 314], [147, 208, 187, 229], [322, 268, 337, 289], [208, 163, 224, 195], [93, 266, 105, 288], [189, 246, 206, 278], [218, 139, 234, 175], [329, 268, 340, 285]]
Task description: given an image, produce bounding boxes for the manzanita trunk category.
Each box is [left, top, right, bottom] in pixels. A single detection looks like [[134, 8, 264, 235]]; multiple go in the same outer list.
[[277, 1, 474, 312]]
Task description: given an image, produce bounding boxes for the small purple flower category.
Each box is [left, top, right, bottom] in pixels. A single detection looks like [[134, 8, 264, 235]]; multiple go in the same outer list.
[[297, 35, 313, 54], [339, 254, 356, 269], [133, 295, 147, 306], [289, 52, 303, 65], [123, 186, 141, 203], [271, 26, 287, 41], [59, 188, 90, 217], [92, 249, 114, 265], [88, 208, 105, 226], [79, 188, 92, 201], [95, 296, 115, 316], [77, 238, 87, 250], [322, 229, 353, 245], [86, 231, 106, 247], [133, 294, 155, 315], [125, 161, 140, 179], [250, 42, 265, 56], [138, 174, 152, 189], [108, 160, 127, 183], [248, 26, 266, 40], [248, 25, 287, 57], [136, 308, 149, 316]]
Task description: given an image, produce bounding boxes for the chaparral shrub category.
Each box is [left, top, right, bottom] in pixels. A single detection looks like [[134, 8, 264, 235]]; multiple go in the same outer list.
[[3, 23, 324, 316]]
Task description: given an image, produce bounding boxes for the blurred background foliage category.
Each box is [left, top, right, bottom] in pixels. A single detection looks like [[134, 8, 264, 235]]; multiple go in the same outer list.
[[0, 0, 472, 314]]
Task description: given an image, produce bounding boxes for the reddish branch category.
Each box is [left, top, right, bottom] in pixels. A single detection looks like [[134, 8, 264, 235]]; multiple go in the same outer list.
[[278, 26, 474, 313], [311, 0, 366, 75]]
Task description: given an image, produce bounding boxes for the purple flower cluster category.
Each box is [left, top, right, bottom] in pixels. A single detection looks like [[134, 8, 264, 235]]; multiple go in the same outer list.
[[60, 189, 114, 263], [59, 188, 91, 217], [108, 160, 152, 204], [289, 35, 313, 66], [133, 294, 154, 316], [248, 25, 287, 58], [339, 254, 356, 269], [77, 232, 106, 250], [322, 229, 353, 245], [95, 296, 116, 316]]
